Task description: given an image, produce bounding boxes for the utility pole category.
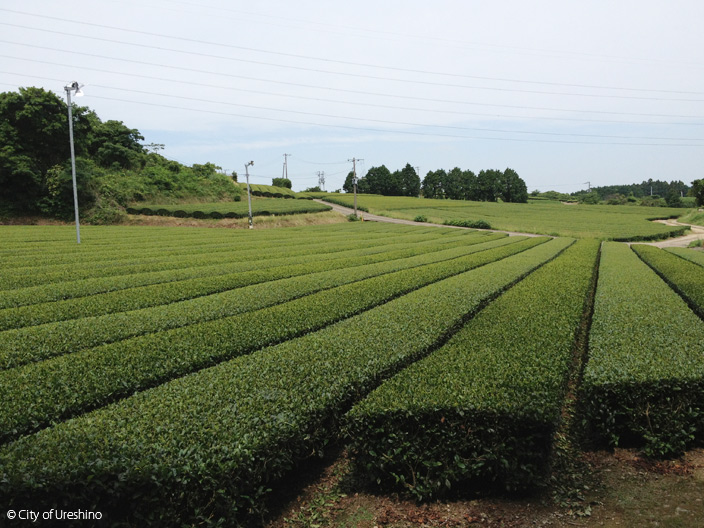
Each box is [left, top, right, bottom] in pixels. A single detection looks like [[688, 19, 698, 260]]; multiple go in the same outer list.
[[244, 161, 254, 229], [65, 81, 84, 244], [348, 158, 363, 217], [585, 181, 591, 192], [282, 153, 291, 181], [317, 171, 325, 191]]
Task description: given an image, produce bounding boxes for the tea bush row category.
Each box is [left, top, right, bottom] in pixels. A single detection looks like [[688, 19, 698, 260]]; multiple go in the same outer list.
[[344, 239, 598, 499], [0, 230, 485, 309], [580, 242, 704, 457], [632, 244, 704, 318], [0, 238, 569, 526], [0, 237, 545, 443], [0, 230, 489, 328], [0, 234, 509, 369]]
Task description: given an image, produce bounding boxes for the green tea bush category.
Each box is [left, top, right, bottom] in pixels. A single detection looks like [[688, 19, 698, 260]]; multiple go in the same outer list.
[[344, 239, 598, 499], [0, 237, 541, 442], [0, 237, 567, 526], [580, 242, 704, 457], [632, 244, 704, 317], [443, 219, 492, 229], [0, 234, 508, 369]]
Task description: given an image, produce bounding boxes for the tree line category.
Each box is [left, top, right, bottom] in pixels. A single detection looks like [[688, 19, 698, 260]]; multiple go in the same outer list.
[[342, 164, 528, 203], [0, 87, 238, 221]]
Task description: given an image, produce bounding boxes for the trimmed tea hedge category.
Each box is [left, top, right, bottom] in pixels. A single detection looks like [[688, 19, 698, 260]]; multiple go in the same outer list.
[[0, 229, 489, 309], [126, 199, 331, 219], [443, 219, 493, 230], [0, 223, 431, 288], [580, 242, 704, 457], [0, 237, 543, 442], [632, 244, 704, 318], [344, 239, 598, 499], [0, 237, 568, 526], [0, 230, 485, 328], [665, 246, 704, 268], [0, 234, 509, 369]]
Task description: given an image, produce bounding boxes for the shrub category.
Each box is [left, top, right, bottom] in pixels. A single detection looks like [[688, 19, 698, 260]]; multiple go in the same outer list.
[[414, 215, 428, 222], [0, 237, 566, 525], [580, 242, 704, 457], [443, 219, 492, 230], [344, 239, 597, 498]]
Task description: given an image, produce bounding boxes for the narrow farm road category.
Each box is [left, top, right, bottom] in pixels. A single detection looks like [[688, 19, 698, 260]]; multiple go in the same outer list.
[[318, 199, 704, 247], [315, 199, 543, 237], [648, 219, 704, 248]]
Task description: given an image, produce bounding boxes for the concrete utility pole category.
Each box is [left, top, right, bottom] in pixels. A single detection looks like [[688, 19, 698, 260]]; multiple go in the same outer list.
[[317, 171, 325, 191], [65, 81, 84, 244], [244, 161, 254, 229], [282, 153, 291, 180], [585, 181, 591, 192], [348, 158, 363, 217]]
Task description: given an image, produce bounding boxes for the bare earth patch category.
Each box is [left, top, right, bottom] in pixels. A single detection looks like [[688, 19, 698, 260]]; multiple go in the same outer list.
[[267, 449, 704, 528]]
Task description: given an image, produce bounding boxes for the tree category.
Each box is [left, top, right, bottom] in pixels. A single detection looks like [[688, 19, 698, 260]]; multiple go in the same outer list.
[[476, 169, 503, 202], [501, 168, 528, 203], [690, 179, 704, 207], [87, 120, 145, 170], [0, 87, 90, 212], [444, 167, 464, 200], [364, 165, 394, 195], [421, 169, 446, 199], [459, 170, 478, 200], [396, 163, 421, 197], [303, 185, 322, 192], [272, 177, 292, 189], [343, 171, 369, 194]]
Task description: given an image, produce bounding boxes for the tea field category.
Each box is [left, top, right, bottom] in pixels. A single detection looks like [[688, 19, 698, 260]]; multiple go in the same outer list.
[[319, 193, 687, 240], [127, 197, 331, 220], [0, 223, 702, 526]]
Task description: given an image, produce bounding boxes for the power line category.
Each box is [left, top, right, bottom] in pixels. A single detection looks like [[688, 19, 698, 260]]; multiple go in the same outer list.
[[94, 1, 704, 69], [4, 44, 704, 122], [0, 83, 696, 147], [80, 93, 704, 147], [3, 19, 704, 102], [71, 84, 704, 142], [6, 65, 704, 128]]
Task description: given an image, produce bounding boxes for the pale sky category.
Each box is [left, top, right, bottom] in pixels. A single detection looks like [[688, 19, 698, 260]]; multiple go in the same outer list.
[[1, 0, 703, 192]]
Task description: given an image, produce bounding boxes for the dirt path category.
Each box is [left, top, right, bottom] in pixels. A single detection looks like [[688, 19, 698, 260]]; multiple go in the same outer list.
[[318, 200, 704, 247], [647, 219, 704, 248], [315, 200, 543, 238]]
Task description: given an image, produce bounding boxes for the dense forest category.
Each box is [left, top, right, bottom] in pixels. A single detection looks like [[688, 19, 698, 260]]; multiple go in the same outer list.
[[1, 87, 701, 224], [0, 87, 240, 223], [343, 164, 529, 203]]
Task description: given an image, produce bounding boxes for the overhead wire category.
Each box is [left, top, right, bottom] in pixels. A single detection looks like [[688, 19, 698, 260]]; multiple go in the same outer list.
[[76, 93, 703, 146], [3, 44, 704, 123], [4, 69, 702, 143], [2, 7, 701, 93], [3, 21, 703, 103]]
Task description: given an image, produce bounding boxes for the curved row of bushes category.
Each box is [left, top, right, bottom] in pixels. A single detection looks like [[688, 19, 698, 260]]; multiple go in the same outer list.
[[125, 203, 330, 220]]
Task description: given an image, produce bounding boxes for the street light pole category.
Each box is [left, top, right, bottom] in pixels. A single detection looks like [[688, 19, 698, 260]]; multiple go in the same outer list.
[[65, 81, 83, 244], [244, 161, 254, 229]]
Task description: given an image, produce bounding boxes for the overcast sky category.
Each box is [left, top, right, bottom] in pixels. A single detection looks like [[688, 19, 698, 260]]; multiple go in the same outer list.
[[2, 0, 703, 192]]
